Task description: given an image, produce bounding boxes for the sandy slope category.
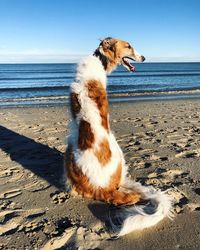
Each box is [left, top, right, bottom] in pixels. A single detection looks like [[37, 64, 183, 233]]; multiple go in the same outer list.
[[0, 100, 200, 249]]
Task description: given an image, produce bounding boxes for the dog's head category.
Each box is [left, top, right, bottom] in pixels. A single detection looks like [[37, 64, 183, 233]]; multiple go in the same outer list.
[[96, 37, 145, 72]]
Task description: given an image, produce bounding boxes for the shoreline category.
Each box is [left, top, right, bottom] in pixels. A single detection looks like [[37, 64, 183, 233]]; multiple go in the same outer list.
[[0, 99, 200, 249], [1, 90, 200, 108]]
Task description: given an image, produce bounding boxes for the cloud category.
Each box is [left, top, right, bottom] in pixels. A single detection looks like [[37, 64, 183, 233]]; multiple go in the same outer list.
[[0, 49, 199, 63]]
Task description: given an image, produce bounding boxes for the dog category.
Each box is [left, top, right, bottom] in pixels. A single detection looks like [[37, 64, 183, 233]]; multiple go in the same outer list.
[[64, 37, 172, 236]]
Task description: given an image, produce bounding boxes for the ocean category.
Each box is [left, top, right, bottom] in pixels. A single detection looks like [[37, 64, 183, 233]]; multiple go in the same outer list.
[[0, 62, 200, 107]]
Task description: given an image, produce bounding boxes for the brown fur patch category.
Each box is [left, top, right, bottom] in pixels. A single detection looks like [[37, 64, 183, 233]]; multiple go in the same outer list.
[[94, 138, 111, 166], [87, 80, 109, 130], [70, 92, 81, 118], [78, 119, 94, 150], [108, 161, 122, 190], [64, 149, 141, 206]]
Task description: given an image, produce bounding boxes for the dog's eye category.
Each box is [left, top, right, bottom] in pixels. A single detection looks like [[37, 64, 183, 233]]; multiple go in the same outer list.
[[126, 44, 131, 49]]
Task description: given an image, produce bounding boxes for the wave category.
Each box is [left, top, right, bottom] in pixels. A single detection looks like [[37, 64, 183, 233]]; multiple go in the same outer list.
[[0, 85, 70, 92], [0, 76, 74, 81], [0, 70, 75, 73], [1, 72, 199, 81], [107, 87, 200, 94], [109, 73, 200, 78], [1, 84, 200, 95], [2, 89, 200, 108], [109, 89, 200, 97]]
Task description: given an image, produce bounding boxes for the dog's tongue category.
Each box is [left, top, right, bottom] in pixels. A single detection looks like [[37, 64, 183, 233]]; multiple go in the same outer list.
[[123, 57, 136, 72], [130, 65, 136, 71]]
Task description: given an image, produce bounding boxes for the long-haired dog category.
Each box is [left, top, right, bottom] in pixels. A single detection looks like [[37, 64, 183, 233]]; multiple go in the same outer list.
[[64, 37, 172, 236]]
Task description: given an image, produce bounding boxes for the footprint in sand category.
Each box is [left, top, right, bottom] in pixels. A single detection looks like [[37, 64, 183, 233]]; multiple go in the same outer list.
[[0, 168, 14, 178], [131, 154, 169, 170], [167, 188, 189, 214], [41, 227, 76, 250], [0, 210, 20, 224], [140, 167, 191, 214], [41, 224, 108, 250], [0, 208, 46, 236], [23, 178, 50, 192], [144, 169, 189, 187], [7, 172, 24, 184], [0, 167, 25, 185], [175, 149, 200, 158], [21, 220, 45, 234], [0, 189, 22, 199], [0, 218, 22, 236], [149, 154, 169, 162], [50, 191, 70, 204], [18, 208, 46, 235]]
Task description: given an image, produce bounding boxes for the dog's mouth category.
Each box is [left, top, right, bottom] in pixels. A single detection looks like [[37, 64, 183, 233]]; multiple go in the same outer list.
[[122, 56, 136, 72]]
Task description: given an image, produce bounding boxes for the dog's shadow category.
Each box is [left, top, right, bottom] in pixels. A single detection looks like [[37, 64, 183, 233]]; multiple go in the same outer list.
[[0, 125, 64, 189], [88, 201, 122, 234]]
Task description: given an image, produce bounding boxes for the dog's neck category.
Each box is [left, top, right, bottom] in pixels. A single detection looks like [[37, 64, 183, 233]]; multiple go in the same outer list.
[[75, 55, 107, 88], [75, 49, 117, 89], [93, 49, 108, 71], [93, 48, 117, 74]]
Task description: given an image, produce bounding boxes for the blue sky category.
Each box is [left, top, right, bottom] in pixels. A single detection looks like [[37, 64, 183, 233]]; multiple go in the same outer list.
[[0, 0, 200, 63]]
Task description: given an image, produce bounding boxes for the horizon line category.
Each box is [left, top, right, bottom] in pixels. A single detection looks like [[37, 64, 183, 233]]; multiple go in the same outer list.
[[0, 61, 200, 64]]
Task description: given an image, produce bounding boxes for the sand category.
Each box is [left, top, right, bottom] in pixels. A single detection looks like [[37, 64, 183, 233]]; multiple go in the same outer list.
[[0, 99, 200, 250]]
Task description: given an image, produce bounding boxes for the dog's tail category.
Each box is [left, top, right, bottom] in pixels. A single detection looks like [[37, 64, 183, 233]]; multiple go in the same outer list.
[[107, 180, 173, 237]]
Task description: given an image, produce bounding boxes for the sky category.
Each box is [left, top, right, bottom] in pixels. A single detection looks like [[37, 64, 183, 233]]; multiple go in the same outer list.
[[0, 0, 200, 63]]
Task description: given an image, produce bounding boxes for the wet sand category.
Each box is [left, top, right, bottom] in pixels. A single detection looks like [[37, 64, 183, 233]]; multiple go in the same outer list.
[[0, 99, 200, 249]]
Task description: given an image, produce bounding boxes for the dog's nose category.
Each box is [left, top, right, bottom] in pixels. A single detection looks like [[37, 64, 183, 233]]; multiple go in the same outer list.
[[141, 55, 145, 62]]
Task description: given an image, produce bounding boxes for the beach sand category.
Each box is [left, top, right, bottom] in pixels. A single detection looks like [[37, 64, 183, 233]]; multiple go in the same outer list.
[[0, 99, 200, 250]]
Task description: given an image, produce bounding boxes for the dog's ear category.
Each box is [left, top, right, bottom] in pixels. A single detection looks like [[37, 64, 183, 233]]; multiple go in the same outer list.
[[101, 37, 117, 52]]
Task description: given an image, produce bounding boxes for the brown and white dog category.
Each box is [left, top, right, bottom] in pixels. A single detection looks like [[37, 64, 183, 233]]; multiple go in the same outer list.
[[64, 37, 172, 236]]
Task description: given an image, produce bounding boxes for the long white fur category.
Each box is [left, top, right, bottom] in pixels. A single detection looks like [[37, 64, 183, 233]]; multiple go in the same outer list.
[[113, 180, 173, 236], [68, 53, 172, 236], [69, 55, 127, 187], [75, 55, 106, 87]]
